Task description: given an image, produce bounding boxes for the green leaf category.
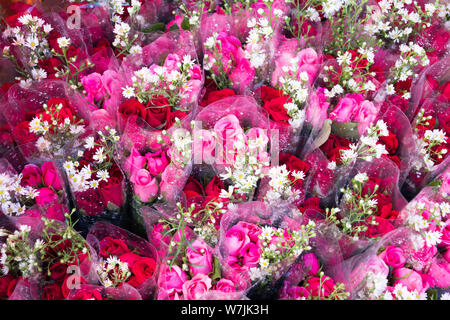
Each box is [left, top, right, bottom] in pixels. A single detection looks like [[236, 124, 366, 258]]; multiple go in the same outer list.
[[180, 17, 191, 31], [210, 256, 222, 281], [331, 121, 360, 141], [146, 22, 167, 33]]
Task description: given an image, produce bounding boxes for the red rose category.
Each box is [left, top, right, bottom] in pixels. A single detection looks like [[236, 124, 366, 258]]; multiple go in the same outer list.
[[38, 58, 63, 79], [128, 256, 157, 287], [262, 96, 291, 125], [144, 96, 171, 129], [205, 176, 225, 197], [61, 275, 87, 299], [438, 112, 450, 135], [279, 153, 311, 174], [440, 81, 450, 102], [165, 110, 187, 129], [0, 82, 14, 95], [13, 121, 38, 144], [119, 98, 147, 120], [200, 88, 236, 107], [68, 285, 103, 300], [378, 131, 398, 154], [48, 262, 68, 282], [257, 86, 283, 104], [0, 275, 18, 299], [386, 95, 408, 112], [42, 283, 64, 300], [183, 177, 205, 198], [98, 176, 125, 208], [361, 216, 395, 238], [320, 134, 351, 159], [378, 203, 399, 220], [47, 97, 70, 109], [99, 237, 131, 258], [75, 189, 104, 216]]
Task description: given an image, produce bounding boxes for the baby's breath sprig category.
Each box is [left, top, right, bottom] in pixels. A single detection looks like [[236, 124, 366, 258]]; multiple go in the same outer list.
[[0, 225, 43, 278], [249, 221, 317, 283], [40, 209, 91, 276], [96, 256, 131, 288], [339, 120, 389, 166], [204, 33, 234, 90], [326, 172, 380, 239]]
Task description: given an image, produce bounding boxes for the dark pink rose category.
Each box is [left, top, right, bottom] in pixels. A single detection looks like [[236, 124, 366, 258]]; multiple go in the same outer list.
[[182, 273, 212, 300], [303, 253, 319, 276], [215, 279, 236, 293], [35, 187, 58, 206], [186, 239, 213, 276], [378, 246, 406, 268], [20, 164, 42, 188], [41, 161, 62, 190]]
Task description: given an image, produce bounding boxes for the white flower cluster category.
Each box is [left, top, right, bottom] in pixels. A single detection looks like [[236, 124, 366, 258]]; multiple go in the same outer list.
[[356, 271, 388, 300], [324, 45, 376, 95], [387, 42, 429, 99], [249, 221, 316, 282], [163, 126, 193, 169], [404, 200, 449, 247], [28, 103, 85, 155], [96, 255, 131, 288], [244, 7, 282, 69], [0, 225, 43, 278], [0, 172, 39, 217], [64, 128, 119, 192], [2, 14, 54, 85], [320, 0, 350, 18], [278, 64, 309, 129], [412, 109, 448, 171], [123, 54, 198, 108], [110, 0, 142, 54], [383, 283, 427, 300], [365, 0, 448, 44], [340, 120, 389, 165], [265, 165, 305, 205], [219, 134, 270, 198]]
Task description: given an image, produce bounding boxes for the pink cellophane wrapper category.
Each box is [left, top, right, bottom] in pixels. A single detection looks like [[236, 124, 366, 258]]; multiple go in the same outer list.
[[2, 80, 93, 162], [86, 221, 160, 299]]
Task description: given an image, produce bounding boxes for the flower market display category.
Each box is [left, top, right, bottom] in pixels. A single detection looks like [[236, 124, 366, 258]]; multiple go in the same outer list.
[[0, 0, 449, 301]]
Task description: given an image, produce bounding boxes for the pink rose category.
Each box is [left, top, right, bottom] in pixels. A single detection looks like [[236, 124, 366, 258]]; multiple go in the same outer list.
[[427, 261, 450, 288], [41, 161, 62, 190], [440, 220, 450, 245], [193, 129, 216, 164], [90, 109, 116, 132], [214, 279, 236, 293], [271, 38, 298, 87], [133, 169, 159, 203], [236, 221, 262, 243], [20, 164, 42, 188], [441, 169, 450, 197], [46, 204, 67, 221], [224, 224, 251, 257], [164, 265, 188, 295], [125, 148, 146, 183], [166, 14, 183, 32], [246, 128, 269, 154], [150, 222, 171, 248], [213, 114, 244, 143], [329, 96, 360, 122], [354, 100, 378, 135], [282, 286, 310, 300], [81, 72, 104, 103], [145, 149, 169, 176], [379, 246, 406, 268], [230, 59, 255, 92], [306, 88, 329, 128], [303, 253, 319, 276], [182, 273, 212, 300], [306, 276, 336, 298], [163, 54, 181, 72], [393, 268, 426, 293], [240, 242, 261, 269], [409, 244, 437, 271], [35, 187, 58, 206], [180, 79, 202, 107], [186, 239, 213, 276], [296, 48, 319, 85]]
